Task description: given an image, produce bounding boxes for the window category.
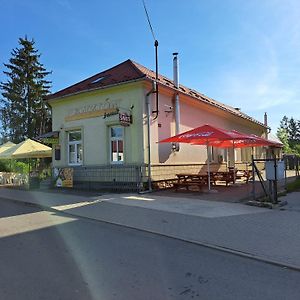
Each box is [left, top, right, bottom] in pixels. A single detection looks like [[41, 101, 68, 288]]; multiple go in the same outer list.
[[241, 147, 251, 162], [208, 146, 215, 162], [110, 126, 124, 163], [68, 130, 82, 165], [222, 148, 228, 162]]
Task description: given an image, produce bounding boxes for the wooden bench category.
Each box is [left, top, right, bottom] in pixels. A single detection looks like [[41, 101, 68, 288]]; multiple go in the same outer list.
[[174, 173, 209, 191], [236, 162, 265, 183], [235, 169, 252, 183], [209, 170, 235, 186]]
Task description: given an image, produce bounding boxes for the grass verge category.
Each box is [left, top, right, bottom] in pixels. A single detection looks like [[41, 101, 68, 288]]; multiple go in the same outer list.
[[286, 177, 300, 192]]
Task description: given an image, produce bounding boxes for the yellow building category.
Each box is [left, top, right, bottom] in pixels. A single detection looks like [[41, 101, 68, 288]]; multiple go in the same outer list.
[[46, 59, 268, 190]]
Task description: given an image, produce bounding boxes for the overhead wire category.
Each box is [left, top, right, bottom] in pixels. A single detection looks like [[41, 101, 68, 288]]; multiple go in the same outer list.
[[142, 0, 156, 41], [141, 0, 159, 119]]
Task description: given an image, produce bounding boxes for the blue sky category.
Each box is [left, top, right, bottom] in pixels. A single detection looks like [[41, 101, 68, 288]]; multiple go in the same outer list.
[[1, 0, 300, 133]]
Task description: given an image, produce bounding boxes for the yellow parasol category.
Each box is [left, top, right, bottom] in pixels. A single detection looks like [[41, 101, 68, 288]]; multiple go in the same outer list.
[[0, 139, 52, 159], [0, 141, 16, 154]]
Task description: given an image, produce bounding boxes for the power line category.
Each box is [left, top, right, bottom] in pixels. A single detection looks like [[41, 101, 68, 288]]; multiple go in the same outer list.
[[142, 0, 156, 41]]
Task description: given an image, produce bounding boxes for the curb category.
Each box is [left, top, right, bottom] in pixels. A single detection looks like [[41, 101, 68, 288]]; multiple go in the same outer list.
[[1, 196, 300, 272]]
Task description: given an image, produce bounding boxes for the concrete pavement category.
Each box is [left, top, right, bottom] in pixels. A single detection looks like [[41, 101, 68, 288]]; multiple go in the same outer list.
[[0, 186, 299, 270]]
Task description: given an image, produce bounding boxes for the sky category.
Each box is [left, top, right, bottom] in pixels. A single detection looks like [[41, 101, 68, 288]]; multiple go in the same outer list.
[[1, 0, 300, 134]]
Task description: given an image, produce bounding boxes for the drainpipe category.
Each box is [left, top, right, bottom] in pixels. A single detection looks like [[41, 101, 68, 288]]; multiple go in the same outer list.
[[141, 82, 156, 193], [173, 52, 180, 151]]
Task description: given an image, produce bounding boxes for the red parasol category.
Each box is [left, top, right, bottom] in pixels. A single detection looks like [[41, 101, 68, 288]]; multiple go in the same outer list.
[[159, 124, 240, 144], [159, 125, 281, 190], [194, 131, 281, 148], [159, 124, 253, 190]]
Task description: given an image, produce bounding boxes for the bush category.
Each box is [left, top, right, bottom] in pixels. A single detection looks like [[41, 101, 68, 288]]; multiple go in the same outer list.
[[0, 160, 10, 172], [13, 161, 29, 174]]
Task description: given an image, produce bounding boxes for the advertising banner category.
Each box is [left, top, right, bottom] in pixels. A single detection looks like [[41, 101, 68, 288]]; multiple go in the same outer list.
[[54, 168, 73, 188]]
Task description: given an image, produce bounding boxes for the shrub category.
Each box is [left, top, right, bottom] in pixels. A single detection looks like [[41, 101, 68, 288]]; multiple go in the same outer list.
[[13, 161, 29, 174], [0, 160, 10, 172]]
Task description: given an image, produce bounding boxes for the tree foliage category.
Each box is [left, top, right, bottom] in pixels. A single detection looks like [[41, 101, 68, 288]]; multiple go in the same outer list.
[[0, 37, 52, 143], [277, 115, 300, 154]]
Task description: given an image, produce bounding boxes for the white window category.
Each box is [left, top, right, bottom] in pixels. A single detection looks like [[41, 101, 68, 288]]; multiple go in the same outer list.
[[208, 146, 215, 162], [222, 148, 228, 162], [241, 147, 251, 162], [110, 126, 124, 163], [68, 130, 83, 165]]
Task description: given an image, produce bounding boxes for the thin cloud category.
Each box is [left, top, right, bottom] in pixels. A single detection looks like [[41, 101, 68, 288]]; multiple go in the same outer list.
[[56, 0, 72, 10], [213, 14, 299, 112]]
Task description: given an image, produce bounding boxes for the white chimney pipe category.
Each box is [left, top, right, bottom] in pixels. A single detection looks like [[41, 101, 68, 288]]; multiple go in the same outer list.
[[173, 52, 179, 88], [264, 112, 268, 139]]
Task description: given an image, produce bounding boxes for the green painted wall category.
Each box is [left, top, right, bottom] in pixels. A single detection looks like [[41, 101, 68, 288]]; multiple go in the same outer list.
[[50, 82, 145, 167]]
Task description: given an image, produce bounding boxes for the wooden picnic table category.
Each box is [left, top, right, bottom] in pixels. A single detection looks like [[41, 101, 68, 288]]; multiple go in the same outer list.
[[208, 171, 235, 186], [174, 173, 209, 191]]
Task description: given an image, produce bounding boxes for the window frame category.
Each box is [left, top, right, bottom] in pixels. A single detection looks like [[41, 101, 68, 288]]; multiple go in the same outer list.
[[67, 130, 83, 166], [109, 126, 124, 164], [208, 146, 216, 162]]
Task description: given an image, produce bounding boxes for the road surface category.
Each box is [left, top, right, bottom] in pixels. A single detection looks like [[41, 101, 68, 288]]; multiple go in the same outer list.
[[0, 199, 299, 300]]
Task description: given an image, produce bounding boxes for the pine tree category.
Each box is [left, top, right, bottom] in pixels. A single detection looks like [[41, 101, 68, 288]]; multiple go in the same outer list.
[[0, 37, 52, 143], [288, 117, 299, 143], [279, 115, 289, 131]]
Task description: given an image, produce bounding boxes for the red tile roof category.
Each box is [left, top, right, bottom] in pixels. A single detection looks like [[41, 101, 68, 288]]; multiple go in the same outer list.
[[46, 59, 266, 128]]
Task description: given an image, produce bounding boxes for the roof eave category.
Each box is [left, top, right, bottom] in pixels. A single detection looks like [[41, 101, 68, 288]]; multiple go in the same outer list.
[[45, 77, 146, 104], [145, 77, 267, 129]]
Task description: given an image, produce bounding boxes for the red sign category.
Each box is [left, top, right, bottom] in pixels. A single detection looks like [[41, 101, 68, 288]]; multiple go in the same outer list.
[[119, 113, 132, 126]]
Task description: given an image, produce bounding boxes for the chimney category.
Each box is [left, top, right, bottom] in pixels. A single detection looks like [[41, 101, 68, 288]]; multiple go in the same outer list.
[[173, 52, 179, 88], [264, 112, 268, 139]]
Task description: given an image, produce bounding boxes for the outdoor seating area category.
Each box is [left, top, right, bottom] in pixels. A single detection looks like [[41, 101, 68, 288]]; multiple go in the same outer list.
[[209, 169, 236, 186], [0, 172, 28, 186], [158, 124, 283, 193], [174, 173, 210, 191], [174, 167, 245, 191], [0, 139, 52, 189]]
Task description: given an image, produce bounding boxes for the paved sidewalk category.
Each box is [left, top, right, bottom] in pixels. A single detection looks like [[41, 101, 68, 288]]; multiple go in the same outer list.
[[0, 187, 300, 270]]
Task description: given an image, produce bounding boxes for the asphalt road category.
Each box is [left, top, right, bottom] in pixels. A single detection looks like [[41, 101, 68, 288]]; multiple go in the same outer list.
[[0, 199, 300, 300]]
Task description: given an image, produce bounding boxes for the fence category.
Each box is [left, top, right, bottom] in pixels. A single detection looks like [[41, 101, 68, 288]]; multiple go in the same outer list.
[[69, 163, 231, 191], [283, 154, 300, 176], [51, 158, 300, 193], [70, 164, 144, 192]]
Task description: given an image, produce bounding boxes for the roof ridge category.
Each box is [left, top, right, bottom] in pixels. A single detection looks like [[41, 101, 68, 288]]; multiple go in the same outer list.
[[126, 59, 147, 78]]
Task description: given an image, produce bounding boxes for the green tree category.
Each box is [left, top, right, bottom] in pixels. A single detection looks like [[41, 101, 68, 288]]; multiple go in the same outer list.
[[278, 116, 300, 155], [0, 37, 52, 143], [277, 127, 292, 153], [279, 115, 289, 131], [288, 117, 300, 143]]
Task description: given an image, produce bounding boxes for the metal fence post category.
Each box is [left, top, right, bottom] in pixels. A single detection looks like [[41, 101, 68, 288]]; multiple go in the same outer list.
[[273, 157, 278, 204], [251, 155, 255, 200]]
